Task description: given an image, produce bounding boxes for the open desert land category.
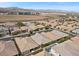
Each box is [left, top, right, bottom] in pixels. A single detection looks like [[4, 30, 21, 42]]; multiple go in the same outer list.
[[0, 15, 48, 22], [40, 12, 66, 16]]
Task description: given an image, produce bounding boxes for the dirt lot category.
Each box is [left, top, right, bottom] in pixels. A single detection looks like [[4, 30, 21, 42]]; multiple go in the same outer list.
[[0, 15, 48, 22]]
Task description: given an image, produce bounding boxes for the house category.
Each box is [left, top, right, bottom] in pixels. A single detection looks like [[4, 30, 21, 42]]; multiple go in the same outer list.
[[51, 30, 69, 38], [71, 36, 79, 45], [41, 32, 59, 41], [51, 40, 79, 56], [72, 28, 79, 34], [14, 37, 39, 55], [0, 40, 18, 56], [31, 33, 51, 45], [0, 26, 9, 37]]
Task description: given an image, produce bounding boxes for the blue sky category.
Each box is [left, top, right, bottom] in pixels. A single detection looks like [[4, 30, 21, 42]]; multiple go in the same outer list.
[[0, 2, 79, 12]]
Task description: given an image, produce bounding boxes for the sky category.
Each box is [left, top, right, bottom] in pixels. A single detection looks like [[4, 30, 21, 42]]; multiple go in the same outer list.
[[0, 2, 79, 12]]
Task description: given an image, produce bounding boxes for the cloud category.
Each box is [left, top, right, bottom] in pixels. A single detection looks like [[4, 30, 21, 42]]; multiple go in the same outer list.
[[0, 2, 79, 11], [0, 2, 16, 7], [34, 5, 79, 11]]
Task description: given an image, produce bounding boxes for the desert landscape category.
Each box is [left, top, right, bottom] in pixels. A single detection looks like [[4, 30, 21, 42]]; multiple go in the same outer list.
[[0, 2, 79, 56]]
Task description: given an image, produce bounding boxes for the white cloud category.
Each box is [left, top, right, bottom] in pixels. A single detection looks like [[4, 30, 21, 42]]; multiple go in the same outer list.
[[34, 5, 79, 11], [0, 2, 78, 12], [0, 2, 16, 7]]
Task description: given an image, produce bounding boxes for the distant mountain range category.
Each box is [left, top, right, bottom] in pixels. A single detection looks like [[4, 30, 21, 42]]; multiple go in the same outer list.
[[0, 7, 79, 15], [0, 7, 36, 13]]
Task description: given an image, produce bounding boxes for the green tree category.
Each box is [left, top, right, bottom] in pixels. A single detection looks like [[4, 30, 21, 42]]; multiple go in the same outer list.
[[16, 22, 25, 29], [45, 24, 52, 30], [16, 21, 25, 32]]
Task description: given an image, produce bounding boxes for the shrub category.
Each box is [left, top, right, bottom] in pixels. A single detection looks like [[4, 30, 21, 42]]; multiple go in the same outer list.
[[12, 31, 21, 35]]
